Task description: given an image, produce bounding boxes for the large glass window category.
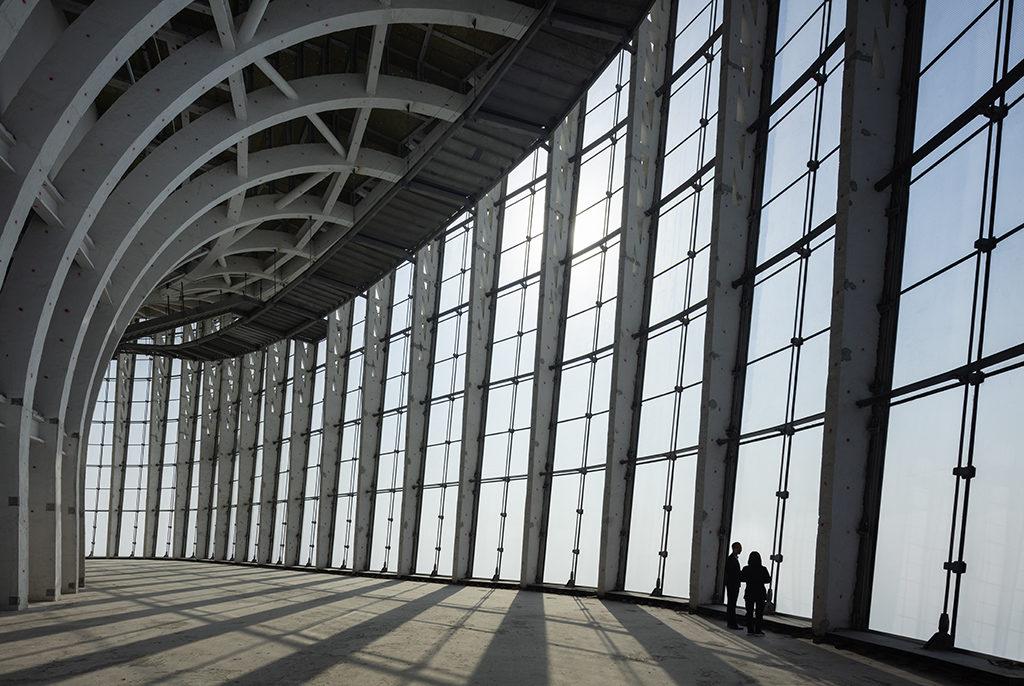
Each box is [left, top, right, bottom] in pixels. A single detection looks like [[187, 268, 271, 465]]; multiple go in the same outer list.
[[299, 340, 327, 565], [237, 353, 265, 562], [84, 359, 117, 557], [118, 353, 152, 556], [625, 0, 721, 600], [371, 264, 414, 572], [272, 343, 295, 563], [156, 356, 181, 556], [330, 297, 366, 569], [418, 215, 471, 576], [543, 51, 629, 588], [184, 361, 207, 558], [473, 150, 547, 581], [726, 0, 844, 619], [871, 0, 1024, 661], [222, 359, 242, 561]]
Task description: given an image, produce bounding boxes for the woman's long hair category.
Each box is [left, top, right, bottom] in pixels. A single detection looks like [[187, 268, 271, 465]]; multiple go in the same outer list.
[[747, 551, 762, 567]]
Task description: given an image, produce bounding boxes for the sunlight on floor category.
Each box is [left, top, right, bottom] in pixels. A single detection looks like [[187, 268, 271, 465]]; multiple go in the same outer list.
[[0, 560, 954, 685]]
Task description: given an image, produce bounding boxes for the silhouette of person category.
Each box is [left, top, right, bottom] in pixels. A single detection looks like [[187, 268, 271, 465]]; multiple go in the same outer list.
[[740, 551, 771, 636], [724, 541, 743, 629]]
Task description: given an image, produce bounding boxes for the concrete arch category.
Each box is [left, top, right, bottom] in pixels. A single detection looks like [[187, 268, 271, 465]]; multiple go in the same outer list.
[[163, 192, 359, 262], [0, 0, 530, 286], [0, 0, 191, 283], [153, 193, 359, 296], [176, 262, 276, 289], [42, 142, 398, 421], [0, 0, 532, 495], [185, 256, 274, 280], [0, 1, 42, 64], [0, 72, 462, 415], [1, 3, 531, 539], [140, 191, 360, 312], [197, 230, 305, 259], [67, 173, 388, 489], [64, 143, 383, 438]]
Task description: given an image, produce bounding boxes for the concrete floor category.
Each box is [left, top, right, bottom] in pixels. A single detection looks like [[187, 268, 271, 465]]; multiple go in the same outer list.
[[0, 560, 957, 685]]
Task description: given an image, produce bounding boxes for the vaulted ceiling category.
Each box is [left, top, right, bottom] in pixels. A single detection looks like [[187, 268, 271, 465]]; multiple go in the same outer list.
[[26, 0, 654, 360]]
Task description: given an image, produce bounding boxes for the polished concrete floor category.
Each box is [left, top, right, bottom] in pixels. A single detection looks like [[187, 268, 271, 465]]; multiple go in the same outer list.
[[0, 559, 958, 685]]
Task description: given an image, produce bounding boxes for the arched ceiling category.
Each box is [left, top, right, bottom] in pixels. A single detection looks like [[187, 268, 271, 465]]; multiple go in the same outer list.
[[0, 0, 653, 365]]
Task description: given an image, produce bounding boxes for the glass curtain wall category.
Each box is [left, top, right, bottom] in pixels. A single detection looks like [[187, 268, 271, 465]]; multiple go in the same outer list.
[[331, 297, 366, 568], [119, 352, 152, 556], [727, 0, 844, 618], [84, 359, 117, 557], [544, 50, 630, 588], [183, 362, 206, 558], [372, 263, 414, 572], [870, 0, 1024, 661], [299, 340, 328, 566], [155, 356, 182, 556], [219, 360, 241, 560], [241, 353, 266, 562], [474, 149, 547, 581], [222, 359, 246, 561], [418, 216, 472, 576], [271, 343, 295, 563], [625, 0, 721, 600]]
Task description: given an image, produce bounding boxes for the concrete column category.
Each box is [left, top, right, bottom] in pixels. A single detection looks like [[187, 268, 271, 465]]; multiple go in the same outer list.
[[78, 427, 87, 586], [142, 345, 171, 557], [598, 0, 674, 596], [452, 182, 505, 581], [0, 397, 29, 609], [213, 357, 242, 560], [194, 360, 223, 559], [813, 0, 912, 636], [171, 326, 202, 559], [61, 431, 79, 594], [284, 342, 317, 567], [233, 351, 266, 560], [106, 354, 135, 556], [256, 341, 289, 564], [690, 0, 775, 607], [316, 304, 353, 569], [352, 274, 394, 572], [521, 103, 585, 586], [28, 418, 60, 601], [397, 240, 442, 577]]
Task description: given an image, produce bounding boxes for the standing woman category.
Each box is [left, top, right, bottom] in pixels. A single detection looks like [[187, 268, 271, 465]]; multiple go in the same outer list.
[[740, 551, 771, 635]]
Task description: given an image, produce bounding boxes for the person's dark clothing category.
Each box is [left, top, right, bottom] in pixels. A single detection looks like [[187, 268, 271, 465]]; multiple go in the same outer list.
[[724, 553, 742, 628], [740, 564, 771, 600], [725, 553, 741, 588], [740, 563, 771, 634], [745, 597, 765, 634], [726, 585, 742, 628]]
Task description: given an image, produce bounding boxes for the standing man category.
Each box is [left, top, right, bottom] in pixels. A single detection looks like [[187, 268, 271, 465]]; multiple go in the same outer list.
[[724, 541, 743, 629]]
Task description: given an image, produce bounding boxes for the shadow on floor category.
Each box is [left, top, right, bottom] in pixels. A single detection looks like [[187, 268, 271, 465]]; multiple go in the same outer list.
[[467, 590, 550, 684], [0, 560, 968, 685], [230, 583, 464, 684], [0, 573, 400, 683], [0, 564, 372, 645], [601, 600, 960, 686]]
